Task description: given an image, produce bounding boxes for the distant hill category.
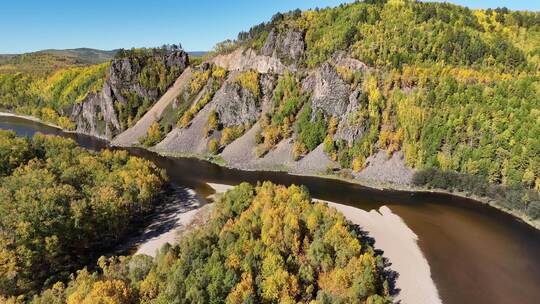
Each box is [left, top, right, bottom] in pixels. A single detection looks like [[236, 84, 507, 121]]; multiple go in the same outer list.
[[187, 51, 207, 57], [0, 49, 207, 74], [37, 48, 117, 64], [0, 48, 116, 74]]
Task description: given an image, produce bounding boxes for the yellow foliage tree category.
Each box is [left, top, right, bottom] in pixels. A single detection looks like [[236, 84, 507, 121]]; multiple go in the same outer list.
[[76, 279, 132, 304], [235, 70, 259, 96], [212, 66, 227, 79], [139, 121, 162, 147], [226, 272, 255, 304], [293, 141, 308, 161], [207, 110, 219, 131], [352, 156, 365, 172], [208, 139, 219, 154], [220, 126, 244, 146], [190, 69, 211, 94]]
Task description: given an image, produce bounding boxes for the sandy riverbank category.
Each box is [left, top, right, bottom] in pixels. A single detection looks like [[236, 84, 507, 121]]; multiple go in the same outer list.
[[207, 183, 442, 304], [115, 186, 209, 257], [324, 202, 442, 304], [131, 183, 233, 256]]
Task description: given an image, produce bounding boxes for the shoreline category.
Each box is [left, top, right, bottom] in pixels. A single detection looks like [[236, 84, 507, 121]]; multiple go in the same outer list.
[[0, 111, 64, 129], [325, 202, 442, 304], [2, 110, 538, 231], [115, 185, 213, 257], [0, 110, 111, 140], [153, 148, 540, 230], [294, 171, 540, 230]]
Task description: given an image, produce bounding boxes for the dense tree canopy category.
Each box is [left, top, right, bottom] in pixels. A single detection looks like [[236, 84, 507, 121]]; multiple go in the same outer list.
[[231, 0, 540, 217], [0, 131, 166, 299], [236, 0, 539, 71], [32, 182, 391, 304]]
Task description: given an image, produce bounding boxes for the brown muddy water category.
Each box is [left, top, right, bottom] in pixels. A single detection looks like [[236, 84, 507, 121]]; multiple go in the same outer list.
[[1, 115, 539, 304]]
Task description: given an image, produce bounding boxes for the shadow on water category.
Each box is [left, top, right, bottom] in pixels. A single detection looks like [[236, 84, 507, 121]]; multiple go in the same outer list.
[[2, 115, 540, 304]]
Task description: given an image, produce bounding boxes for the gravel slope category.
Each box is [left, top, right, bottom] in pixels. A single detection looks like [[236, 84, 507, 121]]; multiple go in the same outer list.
[[250, 138, 296, 171], [112, 67, 192, 146], [221, 122, 260, 168], [292, 143, 337, 174], [155, 97, 213, 154], [355, 150, 414, 185]]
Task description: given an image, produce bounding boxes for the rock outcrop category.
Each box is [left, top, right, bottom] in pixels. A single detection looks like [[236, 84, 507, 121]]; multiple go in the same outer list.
[[261, 29, 305, 63], [334, 87, 367, 144], [68, 49, 189, 139], [302, 62, 350, 118], [108, 50, 189, 103], [68, 82, 121, 139], [211, 48, 288, 75], [260, 74, 277, 114], [214, 75, 260, 127]]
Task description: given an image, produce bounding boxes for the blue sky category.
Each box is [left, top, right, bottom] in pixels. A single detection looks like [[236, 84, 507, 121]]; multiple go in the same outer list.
[[0, 0, 538, 54]]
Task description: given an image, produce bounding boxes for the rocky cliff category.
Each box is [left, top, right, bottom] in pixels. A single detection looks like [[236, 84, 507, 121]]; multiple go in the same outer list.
[[54, 23, 412, 185], [260, 29, 305, 63], [66, 49, 189, 139], [213, 76, 261, 127], [134, 30, 412, 185]]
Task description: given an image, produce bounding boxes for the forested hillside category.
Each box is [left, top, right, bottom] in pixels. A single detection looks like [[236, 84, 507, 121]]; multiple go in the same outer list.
[[187, 0, 539, 219], [234, 0, 539, 70], [0, 131, 165, 299], [31, 182, 391, 304], [0, 62, 109, 128]]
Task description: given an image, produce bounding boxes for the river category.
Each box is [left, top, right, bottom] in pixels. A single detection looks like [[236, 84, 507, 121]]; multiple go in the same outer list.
[[1, 115, 539, 304]]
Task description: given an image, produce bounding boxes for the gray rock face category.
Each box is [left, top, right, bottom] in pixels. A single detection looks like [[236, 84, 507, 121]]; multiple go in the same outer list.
[[68, 82, 121, 139], [260, 73, 277, 114], [335, 87, 367, 144], [67, 50, 189, 138], [261, 29, 305, 62], [213, 75, 260, 127], [109, 51, 189, 106], [302, 62, 350, 118], [211, 48, 288, 75], [108, 58, 158, 104]]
